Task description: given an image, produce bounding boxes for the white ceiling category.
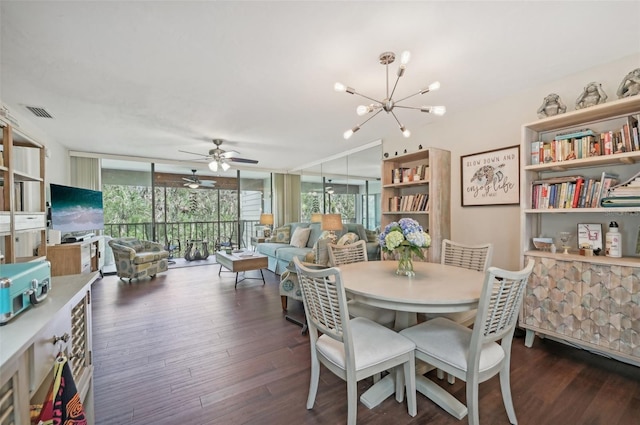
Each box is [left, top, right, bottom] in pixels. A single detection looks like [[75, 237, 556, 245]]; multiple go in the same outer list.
[[2, 1, 639, 177]]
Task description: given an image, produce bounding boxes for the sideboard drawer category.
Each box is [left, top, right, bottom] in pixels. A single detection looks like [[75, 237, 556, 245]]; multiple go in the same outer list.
[[14, 213, 46, 232]]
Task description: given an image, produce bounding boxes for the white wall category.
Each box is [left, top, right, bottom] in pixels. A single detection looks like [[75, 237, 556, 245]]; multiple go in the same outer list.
[[0, 104, 70, 186], [383, 54, 640, 270]]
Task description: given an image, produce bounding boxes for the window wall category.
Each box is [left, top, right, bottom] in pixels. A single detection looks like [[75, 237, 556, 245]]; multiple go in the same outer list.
[[101, 159, 271, 250]]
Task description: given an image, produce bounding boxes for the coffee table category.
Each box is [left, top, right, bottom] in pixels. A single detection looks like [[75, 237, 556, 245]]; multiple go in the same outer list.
[[216, 250, 268, 288]]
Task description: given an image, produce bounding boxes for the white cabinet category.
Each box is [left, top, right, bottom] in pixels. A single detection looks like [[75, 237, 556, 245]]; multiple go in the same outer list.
[[0, 273, 98, 424], [519, 95, 640, 365]]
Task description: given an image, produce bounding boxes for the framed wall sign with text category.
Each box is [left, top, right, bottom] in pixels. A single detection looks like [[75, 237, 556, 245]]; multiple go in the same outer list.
[[461, 145, 520, 206], [578, 223, 603, 251]]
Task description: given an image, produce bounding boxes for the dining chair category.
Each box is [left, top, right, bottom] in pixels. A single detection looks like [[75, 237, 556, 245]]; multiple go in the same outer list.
[[425, 239, 493, 383], [327, 241, 396, 328], [400, 259, 534, 425], [293, 257, 417, 425]]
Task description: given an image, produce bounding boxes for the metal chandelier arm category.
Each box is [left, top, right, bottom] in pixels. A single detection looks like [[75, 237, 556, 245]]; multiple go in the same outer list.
[[349, 90, 383, 105], [343, 108, 384, 139]]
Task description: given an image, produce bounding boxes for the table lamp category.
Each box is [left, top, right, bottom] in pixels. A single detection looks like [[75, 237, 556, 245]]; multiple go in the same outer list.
[[321, 213, 343, 243], [260, 213, 274, 238], [311, 213, 324, 223]]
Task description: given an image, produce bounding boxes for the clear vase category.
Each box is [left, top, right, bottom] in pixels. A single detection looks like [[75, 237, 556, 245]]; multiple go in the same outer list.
[[395, 247, 415, 277]]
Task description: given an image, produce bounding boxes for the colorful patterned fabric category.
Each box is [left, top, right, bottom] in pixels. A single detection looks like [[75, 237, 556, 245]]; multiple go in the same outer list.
[[337, 232, 359, 246], [273, 225, 291, 243], [109, 238, 169, 280]]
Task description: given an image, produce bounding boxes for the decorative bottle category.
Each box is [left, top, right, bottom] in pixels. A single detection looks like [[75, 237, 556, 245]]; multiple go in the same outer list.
[[605, 221, 622, 258]]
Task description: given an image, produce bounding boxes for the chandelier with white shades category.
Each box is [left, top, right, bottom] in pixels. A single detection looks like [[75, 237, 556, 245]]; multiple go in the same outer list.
[[334, 50, 446, 139]]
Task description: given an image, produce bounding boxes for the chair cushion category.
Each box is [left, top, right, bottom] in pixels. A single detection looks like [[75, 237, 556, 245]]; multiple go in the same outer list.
[[400, 317, 505, 373], [316, 317, 415, 371], [290, 226, 312, 248], [274, 246, 313, 263], [132, 250, 170, 265], [114, 238, 144, 252]]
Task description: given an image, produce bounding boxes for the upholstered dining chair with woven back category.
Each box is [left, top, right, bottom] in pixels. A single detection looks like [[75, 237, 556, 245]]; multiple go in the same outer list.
[[327, 240, 396, 328], [293, 257, 417, 425], [400, 259, 534, 425], [426, 239, 493, 383]]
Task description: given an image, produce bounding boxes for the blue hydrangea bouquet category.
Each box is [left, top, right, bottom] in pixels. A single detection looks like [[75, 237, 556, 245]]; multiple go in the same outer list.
[[379, 218, 431, 276]]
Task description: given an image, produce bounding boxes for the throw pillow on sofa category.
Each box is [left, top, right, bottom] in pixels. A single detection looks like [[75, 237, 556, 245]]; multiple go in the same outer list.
[[273, 225, 291, 243], [312, 231, 332, 266], [290, 226, 312, 248], [337, 232, 359, 246]]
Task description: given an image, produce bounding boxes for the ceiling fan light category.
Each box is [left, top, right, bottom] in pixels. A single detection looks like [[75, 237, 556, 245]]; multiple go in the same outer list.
[[209, 160, 218, 172], [221, 161, 231, 171], [187, 183, 199, 189]]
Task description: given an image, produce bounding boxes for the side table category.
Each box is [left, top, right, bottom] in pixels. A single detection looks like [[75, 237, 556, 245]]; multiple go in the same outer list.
[[250, 236, 266, 251]]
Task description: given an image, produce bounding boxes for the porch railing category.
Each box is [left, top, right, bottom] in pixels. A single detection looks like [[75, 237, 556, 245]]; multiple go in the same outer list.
[[103, 220, 261, 252]]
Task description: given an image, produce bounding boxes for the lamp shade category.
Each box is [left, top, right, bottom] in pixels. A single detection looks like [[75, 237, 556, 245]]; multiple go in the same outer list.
[[310, 213, 324, 223], [322, 214, 343, 231], [259, 213, 274, 226]]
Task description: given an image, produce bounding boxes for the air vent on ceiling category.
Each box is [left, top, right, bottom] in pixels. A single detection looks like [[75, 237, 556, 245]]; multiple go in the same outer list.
[[24, 105, 54, 118]]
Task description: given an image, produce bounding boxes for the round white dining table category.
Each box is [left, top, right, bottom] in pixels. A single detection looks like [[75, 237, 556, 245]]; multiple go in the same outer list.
[[338, 260, 485, 419], [339, 260, 485, 329]]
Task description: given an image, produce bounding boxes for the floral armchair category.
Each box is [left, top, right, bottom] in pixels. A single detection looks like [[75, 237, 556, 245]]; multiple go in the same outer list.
[[108, 237, 170, 281]]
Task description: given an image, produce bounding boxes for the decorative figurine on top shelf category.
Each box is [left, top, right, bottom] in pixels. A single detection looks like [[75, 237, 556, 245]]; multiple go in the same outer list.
[[537, 93, 566, 118], [575, 82, 607, 109], [616, 68, 640, 99]]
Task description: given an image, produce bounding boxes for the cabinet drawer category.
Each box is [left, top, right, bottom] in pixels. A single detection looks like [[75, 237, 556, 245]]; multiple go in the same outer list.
[[29, 308, 72, 394], [14, 213, 46, 232]]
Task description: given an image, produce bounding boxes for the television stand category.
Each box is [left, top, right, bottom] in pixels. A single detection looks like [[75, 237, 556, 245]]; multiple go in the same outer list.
[[47, 235, 104, 277], [62, 232, 96, 243]]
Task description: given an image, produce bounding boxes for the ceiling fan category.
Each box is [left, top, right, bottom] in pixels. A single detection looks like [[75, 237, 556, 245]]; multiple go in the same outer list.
[[179, 139, 259, 172], [182, 169, 216, 189]]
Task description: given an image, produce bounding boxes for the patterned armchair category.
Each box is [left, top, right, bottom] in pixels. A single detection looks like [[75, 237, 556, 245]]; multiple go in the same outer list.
[[108, 237, 170, 281]]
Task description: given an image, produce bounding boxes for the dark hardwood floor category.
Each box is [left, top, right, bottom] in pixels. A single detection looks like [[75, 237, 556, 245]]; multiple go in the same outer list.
[[92, 263, 640, 425]]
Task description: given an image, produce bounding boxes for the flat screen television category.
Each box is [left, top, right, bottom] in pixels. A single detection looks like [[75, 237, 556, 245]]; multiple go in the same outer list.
[[49, 183, 104, 234]]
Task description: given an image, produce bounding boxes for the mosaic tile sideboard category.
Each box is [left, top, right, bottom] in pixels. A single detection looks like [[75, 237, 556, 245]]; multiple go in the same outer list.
[[520, 255, 640, 366]]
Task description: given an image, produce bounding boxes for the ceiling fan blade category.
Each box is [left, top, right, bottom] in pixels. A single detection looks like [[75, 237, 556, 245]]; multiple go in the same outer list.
[[221, 150, 240, 158], [228, 157, 259, 164], [182, 177, 196, 182], [179, 149, 210, 158], [200, 180, 217, 186]]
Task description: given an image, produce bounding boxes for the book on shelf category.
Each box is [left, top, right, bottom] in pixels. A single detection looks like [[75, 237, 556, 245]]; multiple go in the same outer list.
[[598, 172, 620, 200], [531, 141, 542, 164], [529, 173, 622, 209], [555, 128, 594, 141], [531, 115, 640, 166]]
